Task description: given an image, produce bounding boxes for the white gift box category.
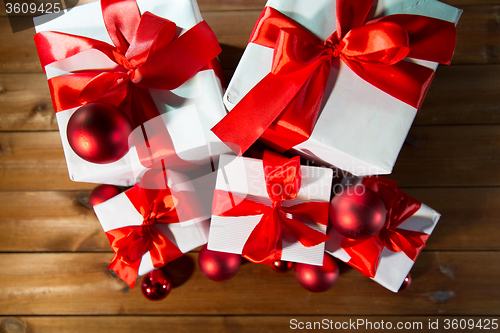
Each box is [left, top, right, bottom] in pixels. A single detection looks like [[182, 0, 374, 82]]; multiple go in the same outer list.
[[325, 177, 441, 292], [223, 0, 462, 176], [34, 0, 232, 186], [94, 169, 210, 278], [208, 154, 333, 266]]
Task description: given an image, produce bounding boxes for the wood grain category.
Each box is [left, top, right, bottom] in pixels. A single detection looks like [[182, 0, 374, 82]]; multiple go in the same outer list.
[[0, 188, 498, 252], [0, 252, 498, 316], [1, 64, 499, 132], [2, 315, 499, 333], [0, 5, 498, 73]]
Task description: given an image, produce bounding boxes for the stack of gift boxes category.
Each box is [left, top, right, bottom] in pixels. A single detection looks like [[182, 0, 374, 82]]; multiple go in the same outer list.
[[34, 0, 461, 295]]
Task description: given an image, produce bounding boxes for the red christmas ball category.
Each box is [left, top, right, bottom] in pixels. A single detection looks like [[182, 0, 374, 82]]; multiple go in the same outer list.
[[89, 184, 121, 207], [295, 253, 339, 292], [67, 102, 133, 164], [198, 245, 241, 282], [271, 260, 294, 273], [141, 269, 172, 301], [329, 186, 387, 239], [399, 273, 412, 291]]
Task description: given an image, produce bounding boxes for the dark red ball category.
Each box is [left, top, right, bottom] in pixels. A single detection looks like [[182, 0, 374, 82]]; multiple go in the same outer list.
[[67, 102, 133, 164], [89, 184, 121, 207], [329, 186, 387, 239], [295, 253, 339, 292], [271, 260, 294, 273], [399, 273, 412, 291], [141, 269, 172, 301], [198, 245, 241, 282]]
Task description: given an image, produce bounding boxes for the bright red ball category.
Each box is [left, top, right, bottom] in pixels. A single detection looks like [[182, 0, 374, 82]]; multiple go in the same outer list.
[[141, 269, 172, 301], [198, 245, 241, 282], [399, 273, 412, 291], [295, 253, 339, 292], [89, 184, 121, 207], [329, 186, 387, 239], [271, 260, 294, 273], [67, 102, 133, 164]]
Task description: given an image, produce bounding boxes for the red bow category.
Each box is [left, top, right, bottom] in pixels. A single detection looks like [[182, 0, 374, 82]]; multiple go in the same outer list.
[[212, 151, 330, 265], [106, 169, 199, 288], [212, 0, 457, 155], [341, 176, 428, 278], [34, 0, 221, 167]]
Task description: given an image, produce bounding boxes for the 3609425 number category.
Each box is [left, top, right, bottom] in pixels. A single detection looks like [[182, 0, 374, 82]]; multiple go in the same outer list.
[[444, 319, 498, 330], [5, 2, 61, 14]]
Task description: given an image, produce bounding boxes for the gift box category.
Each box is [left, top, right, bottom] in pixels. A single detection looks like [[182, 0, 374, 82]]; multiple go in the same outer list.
[[94, 168, 210, 288], [214, 0, 462, 176], [208, 152, 332, 266], [33, 0, 232, 186], [325, 176, 440, 292]]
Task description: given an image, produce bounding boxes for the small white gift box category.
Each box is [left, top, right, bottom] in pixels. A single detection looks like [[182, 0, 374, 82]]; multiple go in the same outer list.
[[222, 0, 462, 176], [34, 0, 232, 186], [325, 176, 441, 292], [208, 154, 333, 266], [94, 169, 210, 287]]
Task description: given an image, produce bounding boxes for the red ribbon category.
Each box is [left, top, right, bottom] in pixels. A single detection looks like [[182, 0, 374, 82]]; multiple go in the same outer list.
[[106, 169, 199, 288], [212, 151, 330, 265], [340, 176, 428, 278], [212, 0, 457, 155], [34, 0, 222, 168]]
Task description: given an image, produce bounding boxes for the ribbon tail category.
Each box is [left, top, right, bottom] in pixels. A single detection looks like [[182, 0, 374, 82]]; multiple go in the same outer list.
[[148, 228, 184, 268], [342, 236, 384, 278], [108, 254, 142, 288], [242, 210, 282, 265], [279, 213, 330, 248]]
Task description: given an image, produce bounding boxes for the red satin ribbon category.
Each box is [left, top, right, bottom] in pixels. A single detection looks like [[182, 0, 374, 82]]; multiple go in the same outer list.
[[340, 176, 428, 278], [106, 168, 201, 288], [34, 0, 222, 168], [212, 1, 457, 155], [212, 151, 330, 265]]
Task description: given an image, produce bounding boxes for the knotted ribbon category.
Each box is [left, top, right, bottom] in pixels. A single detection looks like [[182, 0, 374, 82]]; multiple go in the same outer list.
[[212, 0, 457, 154], [212, 151, 330, 265], [341, 176, 428, 278], [34, 0, 222, 167], [106, 169, 199, 288]]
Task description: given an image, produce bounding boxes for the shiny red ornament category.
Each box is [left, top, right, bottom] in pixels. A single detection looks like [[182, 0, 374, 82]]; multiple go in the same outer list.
[[141, 269, 172, 301], [399, 273, 412, 291], [67, 102, 133, 164], [198, 245, 241, 282], [295, 253, 339, 292], [271, 260, 294, 273], [329, 186, 387, 239], [89, 184, 121, 207]]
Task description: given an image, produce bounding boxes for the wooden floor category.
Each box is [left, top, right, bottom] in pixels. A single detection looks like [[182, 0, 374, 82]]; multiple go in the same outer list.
[[1, 0, 499, 332]]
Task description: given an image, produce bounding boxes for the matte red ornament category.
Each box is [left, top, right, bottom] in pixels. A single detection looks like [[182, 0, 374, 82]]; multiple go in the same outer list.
[[89, 184, 121, 207], [67, 102, 133, 164], [198, 245, 241, 282], [271, 260, 294, 273], [399, 273, 412, 291], [295, 253, 339, 292], [329, 186, 387, 239], [141, 269, 172, 301]]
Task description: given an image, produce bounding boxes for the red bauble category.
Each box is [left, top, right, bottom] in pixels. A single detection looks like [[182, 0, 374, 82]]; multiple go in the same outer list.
[[198, 245, 241, 282], [329, 186, 387, 239], [295, 253, 339, 292], [271, 260, 294, 273], [89, 184, 121, 207], [399, 273, 412, 291], [141, 269, 172, 301], [67, 102, 133, 164]]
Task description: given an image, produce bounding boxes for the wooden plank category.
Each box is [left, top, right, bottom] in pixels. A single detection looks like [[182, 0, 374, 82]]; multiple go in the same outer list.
[[0, 252, 499, 315], [0, 6, 498, 73], [0, 187, 498, 252], [0, 132, 94, 191], [3, 315, 500, 333], [1, 125, 498, 191], [390, 125, 500, 187], [1, 64, 499, 132]]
